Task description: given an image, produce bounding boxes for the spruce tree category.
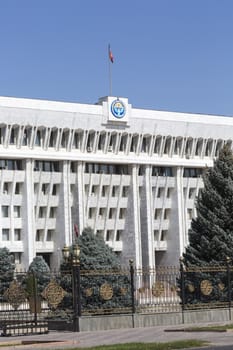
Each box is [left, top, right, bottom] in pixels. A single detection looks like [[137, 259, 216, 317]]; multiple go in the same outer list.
[[181, 145, 233, 304], [27, 256, 50, 293], [183, 145, 233, 266], [0, 247, 15, 299], [60, 227, 131, 312]]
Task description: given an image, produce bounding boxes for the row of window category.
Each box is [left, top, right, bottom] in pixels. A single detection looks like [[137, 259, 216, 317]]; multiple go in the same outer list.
[[1, 228, 54, 242], [0, 124, 229, 159], [86, 185, 129, 198], [0, 158, 204, 179], [1, 206, 57, 218], [96, 229, 122, 242], [2, 228, 21, 241], [88, 207, 127, 219]]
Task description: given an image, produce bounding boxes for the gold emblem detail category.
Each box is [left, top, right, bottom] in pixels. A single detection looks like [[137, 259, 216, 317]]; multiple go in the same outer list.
[[152, 282, 164, 297], [100, 283, 113, 300], [200, 280, 213, 296], [119, 287, 127, 296], [187, 284, 195, 293], [42, 279, 66, 309], [84, 288, 93, 297], [218, 282, 225, 291], [4, 280, 27, 310]]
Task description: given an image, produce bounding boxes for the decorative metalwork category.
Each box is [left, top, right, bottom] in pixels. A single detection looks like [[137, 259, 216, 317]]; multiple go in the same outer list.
[[187, 283, 195, 293], [100, 283, 113, 300], [200, 280, 213, 296], [4, 280, 27, 310], [170, 284, 177, 292], [152, 281, 164, 297], [84, 288, 93, 297], [119, 287, 127, 296], [187, 266, 226, 273], [42, 279, 66, 309], [218, 282, 225, 291]]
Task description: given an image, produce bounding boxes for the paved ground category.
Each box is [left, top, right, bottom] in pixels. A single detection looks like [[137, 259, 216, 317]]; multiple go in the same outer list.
[[1, 322, 233, 349]]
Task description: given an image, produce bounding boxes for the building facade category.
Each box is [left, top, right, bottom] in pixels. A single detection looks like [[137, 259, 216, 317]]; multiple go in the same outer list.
[[0, 95, 232, 269]]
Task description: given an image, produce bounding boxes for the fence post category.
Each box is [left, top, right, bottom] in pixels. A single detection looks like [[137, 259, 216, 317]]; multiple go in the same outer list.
[[32, 271, 38, 327], [226, 256, 231, 320], [179, 257, 185, 323], [129, 259, 136, 314]]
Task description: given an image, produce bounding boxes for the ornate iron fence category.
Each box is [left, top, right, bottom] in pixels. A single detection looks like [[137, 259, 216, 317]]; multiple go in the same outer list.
[[1, 261, 233, 334]]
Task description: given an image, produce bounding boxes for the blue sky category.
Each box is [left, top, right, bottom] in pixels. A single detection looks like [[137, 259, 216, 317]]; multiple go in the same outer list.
[[1, 0, 233, 116]]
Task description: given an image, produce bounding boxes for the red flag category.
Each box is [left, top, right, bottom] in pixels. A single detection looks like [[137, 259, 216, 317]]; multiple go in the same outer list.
[[108, 44, 114, 63], [74, 224, 79, 237]]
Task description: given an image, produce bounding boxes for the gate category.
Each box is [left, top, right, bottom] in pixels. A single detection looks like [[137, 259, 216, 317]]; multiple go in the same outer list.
[[0, 270, 68, 336]]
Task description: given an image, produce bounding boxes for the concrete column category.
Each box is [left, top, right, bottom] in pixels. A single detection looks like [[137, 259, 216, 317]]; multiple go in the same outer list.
[[140, 165, 154, 268], [23, 159, 36, 266], [120, 164, 142, 268]]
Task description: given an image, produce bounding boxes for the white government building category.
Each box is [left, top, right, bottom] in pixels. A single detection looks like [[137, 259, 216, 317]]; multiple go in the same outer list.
[[0, 95, 231, 270]]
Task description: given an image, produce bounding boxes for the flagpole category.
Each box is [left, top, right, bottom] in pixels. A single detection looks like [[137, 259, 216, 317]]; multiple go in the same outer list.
[[109, 56, 112, 96], [108, 44, 113, 96]]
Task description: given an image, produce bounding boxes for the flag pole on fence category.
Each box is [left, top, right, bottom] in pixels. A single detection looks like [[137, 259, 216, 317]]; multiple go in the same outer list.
[[108, 44, 114, 96]]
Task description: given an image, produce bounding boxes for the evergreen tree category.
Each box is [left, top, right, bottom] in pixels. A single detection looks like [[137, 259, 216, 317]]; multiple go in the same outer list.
[[60, 227, 131, 312], [27, 256, 50, 293], [183, 145, 233, 266], [181, 145, 233, 304], [0, 247, 15, 299]]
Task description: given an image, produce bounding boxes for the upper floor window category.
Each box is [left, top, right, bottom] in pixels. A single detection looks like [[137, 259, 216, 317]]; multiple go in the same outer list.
[[152, 167, 174, 177], [183, 168, 202, 178]]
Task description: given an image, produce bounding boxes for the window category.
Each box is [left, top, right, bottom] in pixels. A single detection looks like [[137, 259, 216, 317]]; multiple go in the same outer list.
[[14, 206, 21, 218], [116, 230, 122, 241], [174, 138, 182, 155], [14, 252, 22, 264], [187, 209, 193, 220], [3, 182, 10, 194], [154, 209, 161, 220], [52, 184, 59, 195], [152, 167, 173, 177], [14, 229, 21, 241], [122, 186, 129, 197], [10, 128, 16, 144], [35, 130, 42, 146], [112, 186, 118, 197], [164, 137, 171, 154], [119, 208, 126, 219], [183, 168, 202, 178], [47, 230, 54, 241], [108, 208, 115, 219], [106, 230, 113, 241], [49, 207, 57, 218], [88, 207, 95, 219], [38, 207, 46, 218], [188, 188, 196, 199], [36, 230, 43, 241], [0, 159, 23, 170], [98, 208, 105, 218], [154, 136, 162, 154], [164, 209, 170, 220], [34, 160, 60, 172], [154, 230, 159, 240], [91, 185, 98, 195], [157, 188, 163, 198], [15, 183, 22, 194], [101, 186, 108, 197], [2, 206, 9, 217], [161, 230, 167, 241], [167, 188, 172, 198], [2, 229, 9, 241], [42, 183, 49, 195]]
